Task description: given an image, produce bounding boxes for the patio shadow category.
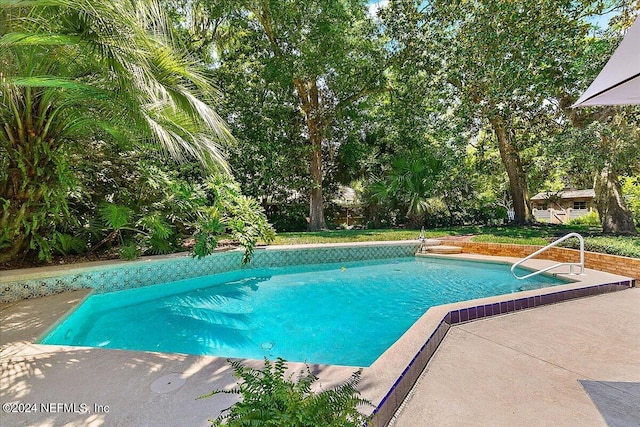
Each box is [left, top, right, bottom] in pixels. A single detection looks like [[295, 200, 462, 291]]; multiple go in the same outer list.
[[579, 380, 640, 427]]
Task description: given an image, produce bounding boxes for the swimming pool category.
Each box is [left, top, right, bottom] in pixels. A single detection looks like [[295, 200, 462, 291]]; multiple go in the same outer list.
[[41, 257, 565, 366]]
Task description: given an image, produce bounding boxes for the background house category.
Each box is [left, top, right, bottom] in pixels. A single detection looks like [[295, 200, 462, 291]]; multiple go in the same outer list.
[[531, 189, 596, 224], [332, 186, 364, 228]]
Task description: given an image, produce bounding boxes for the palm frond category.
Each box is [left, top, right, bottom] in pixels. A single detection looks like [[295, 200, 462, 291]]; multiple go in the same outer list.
[[0, 32, 81, 46], [3, 0, 233, 183], [6, 75, 95, 90]]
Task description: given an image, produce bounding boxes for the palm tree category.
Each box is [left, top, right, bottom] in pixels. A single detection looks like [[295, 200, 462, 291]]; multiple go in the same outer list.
[[0, 0, 233, 263], [376, 155, 445, 227]]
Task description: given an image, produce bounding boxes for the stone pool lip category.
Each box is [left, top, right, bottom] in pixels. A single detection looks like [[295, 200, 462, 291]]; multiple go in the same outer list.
[[1, 251, 635, 427], [1, 240, 423, 302], [0, 240, 423, 284]]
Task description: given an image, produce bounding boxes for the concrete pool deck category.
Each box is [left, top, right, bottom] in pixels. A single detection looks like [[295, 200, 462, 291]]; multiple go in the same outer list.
[[0, 255, 637, 426], [392, 287, 640, 427]]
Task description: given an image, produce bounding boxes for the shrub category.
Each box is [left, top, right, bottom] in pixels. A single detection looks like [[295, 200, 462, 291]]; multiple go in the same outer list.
[[622, 177, 640, 225], [567, 211, 600, 226], [266, 202, 311, 232], [76, 163, 274, 264], [202, 175, 276, 263], [562, 236, 640, 259], [200, 358, 371, 427]]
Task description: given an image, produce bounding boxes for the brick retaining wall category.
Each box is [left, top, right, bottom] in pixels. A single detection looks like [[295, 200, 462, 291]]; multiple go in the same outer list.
[[447, 241, 640, 284]]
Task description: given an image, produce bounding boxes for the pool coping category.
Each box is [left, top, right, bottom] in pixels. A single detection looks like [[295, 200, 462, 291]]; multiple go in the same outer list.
[[0, 240, 422, 284], [1, 241, 423, 302], [363, 253, 635, 426], [1, 251, 635, 427]]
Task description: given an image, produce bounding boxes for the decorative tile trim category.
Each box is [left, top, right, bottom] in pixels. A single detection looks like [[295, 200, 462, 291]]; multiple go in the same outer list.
[[443, 281, 633, 327], [368, 278, 634, 427], [1, 242, 422, 303]]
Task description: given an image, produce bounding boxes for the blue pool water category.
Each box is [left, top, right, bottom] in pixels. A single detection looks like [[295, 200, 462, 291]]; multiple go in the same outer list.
[[41, 257, 565, 366]]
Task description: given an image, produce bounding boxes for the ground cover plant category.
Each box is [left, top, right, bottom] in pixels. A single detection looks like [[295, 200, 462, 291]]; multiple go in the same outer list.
[[200, 358, 371, 427]]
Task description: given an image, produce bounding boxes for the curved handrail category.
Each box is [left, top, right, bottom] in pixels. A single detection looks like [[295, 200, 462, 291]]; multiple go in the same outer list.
[[511, 232, 584, 280]]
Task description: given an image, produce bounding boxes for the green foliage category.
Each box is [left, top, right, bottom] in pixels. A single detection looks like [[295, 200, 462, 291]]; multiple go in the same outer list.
[[3, 0, 636, 265], [9, 133, 275, 264], [200, 358, 371, 427], [51, 232, 87, 256], [0, 0, 232, 264], [119, 242, 142, 260], [561, 236, 640, 259], [85, 161, 274, 262], [99, 204, 134, 231], [380, 0, 602, 225], [168, 0, 387, 231], [622, 176, 640, 225], [267, 203, 310, 232], [363, 153, 445, 227], [193, 207, 224, 258], [203, 175, 276, 263], [567, 211, 601, 226]]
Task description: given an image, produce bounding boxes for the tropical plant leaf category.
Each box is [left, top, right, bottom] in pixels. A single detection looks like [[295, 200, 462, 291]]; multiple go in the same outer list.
[[0, 32, 81, 46], [146, 234, 174, 255], [138, 213, 172, 239], [51, 231, 87, 255], [119, 241, 140, 260], [99, 203, 132, 230]]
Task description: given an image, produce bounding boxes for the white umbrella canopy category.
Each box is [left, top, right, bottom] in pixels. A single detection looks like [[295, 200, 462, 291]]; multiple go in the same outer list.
[[573, 17, 640, 107]]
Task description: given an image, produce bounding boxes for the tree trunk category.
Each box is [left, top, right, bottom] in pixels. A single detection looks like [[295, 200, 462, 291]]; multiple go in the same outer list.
[[294, 78, 327, 231], [1, 87, 63, 264], [0, 155, 53, 264], [594, 165, 638, 235], [490, 117, 533, 225], [308, 138, 326, 231], [0, 207, 30, 264]]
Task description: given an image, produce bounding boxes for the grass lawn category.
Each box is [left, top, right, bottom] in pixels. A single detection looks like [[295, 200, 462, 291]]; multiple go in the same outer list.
[[267, 225, 640, 259]]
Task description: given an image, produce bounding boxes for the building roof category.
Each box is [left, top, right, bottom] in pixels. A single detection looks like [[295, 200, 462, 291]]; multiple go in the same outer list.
[[332, 186, 358, 206], [531, 189, 595, 201]]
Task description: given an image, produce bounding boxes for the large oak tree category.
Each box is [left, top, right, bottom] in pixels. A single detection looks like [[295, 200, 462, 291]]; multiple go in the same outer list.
[[198, 0, 386, 230], [382, 0, 596, 225]]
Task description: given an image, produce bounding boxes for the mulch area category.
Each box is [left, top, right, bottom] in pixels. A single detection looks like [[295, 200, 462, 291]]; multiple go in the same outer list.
[[0, 251, 122, 271]]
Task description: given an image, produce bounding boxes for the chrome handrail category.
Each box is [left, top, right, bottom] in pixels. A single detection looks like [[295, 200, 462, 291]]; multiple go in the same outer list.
[[511, 232, 585, 280]]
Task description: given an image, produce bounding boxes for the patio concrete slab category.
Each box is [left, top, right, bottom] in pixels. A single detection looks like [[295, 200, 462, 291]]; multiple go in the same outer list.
[[392, 288, 640, 427]]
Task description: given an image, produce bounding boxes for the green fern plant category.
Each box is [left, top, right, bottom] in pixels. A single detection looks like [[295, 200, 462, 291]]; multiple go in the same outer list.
[[51, 232, 87, 256], [199, 358, 372, 427]]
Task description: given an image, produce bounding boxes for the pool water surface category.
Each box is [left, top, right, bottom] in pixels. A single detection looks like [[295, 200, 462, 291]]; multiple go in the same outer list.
[[41, 257, 565, 366]]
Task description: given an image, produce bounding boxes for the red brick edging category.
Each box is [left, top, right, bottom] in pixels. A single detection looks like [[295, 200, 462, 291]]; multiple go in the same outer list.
[[446, 241, 640, 284]]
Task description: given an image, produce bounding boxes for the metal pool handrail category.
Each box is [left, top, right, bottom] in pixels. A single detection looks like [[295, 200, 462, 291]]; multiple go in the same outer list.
[[511, 232, 585, 280]]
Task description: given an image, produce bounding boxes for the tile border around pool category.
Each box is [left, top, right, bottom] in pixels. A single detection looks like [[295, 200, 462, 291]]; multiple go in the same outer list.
[[0, 241, 422, 303], [366, 268, 635, 427]]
